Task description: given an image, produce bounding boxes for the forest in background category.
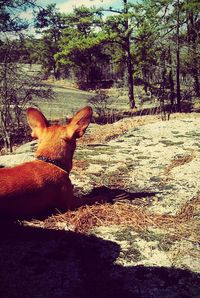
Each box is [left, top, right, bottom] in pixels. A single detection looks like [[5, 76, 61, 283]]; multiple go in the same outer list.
[[0, 0, 200, 151]]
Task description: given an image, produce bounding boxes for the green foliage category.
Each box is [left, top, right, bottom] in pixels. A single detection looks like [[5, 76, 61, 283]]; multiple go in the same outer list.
[[134, 20, 159, 82], [34, 4, 64, 79], [1, 0, 199, 114], [55, 6, 110, 88]]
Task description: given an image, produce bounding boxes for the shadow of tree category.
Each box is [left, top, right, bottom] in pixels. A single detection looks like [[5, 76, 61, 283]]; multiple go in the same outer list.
[[0, 222, 199, 298], [82, 186, 157, 204]]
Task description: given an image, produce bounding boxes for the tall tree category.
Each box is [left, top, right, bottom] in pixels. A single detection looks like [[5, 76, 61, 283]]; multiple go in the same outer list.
[[35, 4, 64, 79], [123, 0, 135, 108], [133, 18, 158, 93], [103, 0, 136, 108], [138, 0, 195, 111], [176, 0, 181, 111], [55, 6, 109, 88], [185, 0, 200, 96]]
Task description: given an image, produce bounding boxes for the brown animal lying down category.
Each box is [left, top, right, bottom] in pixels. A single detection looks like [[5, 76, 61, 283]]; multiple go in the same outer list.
[[0, 106, 93, 218]]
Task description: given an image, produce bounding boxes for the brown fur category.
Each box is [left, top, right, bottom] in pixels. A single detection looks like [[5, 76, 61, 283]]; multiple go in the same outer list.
[[0, 106, 93, 218]]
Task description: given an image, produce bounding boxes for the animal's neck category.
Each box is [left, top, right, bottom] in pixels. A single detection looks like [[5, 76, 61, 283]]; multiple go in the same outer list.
[[35, 142, 74, 173], [37, 156, 69, 172]]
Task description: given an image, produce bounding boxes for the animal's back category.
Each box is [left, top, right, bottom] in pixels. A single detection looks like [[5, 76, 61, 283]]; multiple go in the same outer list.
[[0, 161, 70, 216]]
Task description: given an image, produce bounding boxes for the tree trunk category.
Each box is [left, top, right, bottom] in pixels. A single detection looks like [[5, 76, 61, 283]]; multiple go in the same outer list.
[[4, 136, 12, 153], [53, 63, 60, 80], [176, 0, 181, 112], [124, 0, 135, 109], [168, 46, 175, 111], [188, 11, 200, 96], [193, 68, 200, 96], [160, 50, 167, 120], [126, 48, 135, 109]]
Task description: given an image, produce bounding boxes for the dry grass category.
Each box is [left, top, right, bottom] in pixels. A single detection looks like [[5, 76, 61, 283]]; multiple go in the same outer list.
[[163, 151, 196, 178], [73, 159, 89, 172], [79, 115, 158, 145], [27, 196, 200, 242]]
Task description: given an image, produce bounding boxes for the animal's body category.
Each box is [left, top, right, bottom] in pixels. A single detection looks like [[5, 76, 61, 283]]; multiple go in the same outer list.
[[0, 106, 93, 217]]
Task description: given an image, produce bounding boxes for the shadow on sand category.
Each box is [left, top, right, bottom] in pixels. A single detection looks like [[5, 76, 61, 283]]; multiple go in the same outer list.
[[0, 222, 199, 298]]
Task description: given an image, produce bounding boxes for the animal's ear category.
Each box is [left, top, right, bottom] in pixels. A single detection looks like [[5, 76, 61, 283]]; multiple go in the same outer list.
[[67, 106, 93, 139], [26, 108, 48, 139]]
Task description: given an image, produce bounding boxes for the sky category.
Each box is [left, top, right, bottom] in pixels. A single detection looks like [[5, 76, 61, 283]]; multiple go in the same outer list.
[[19, 0, 135, 34], [19, 0, 126, 21], [37, 0, 123, 13]]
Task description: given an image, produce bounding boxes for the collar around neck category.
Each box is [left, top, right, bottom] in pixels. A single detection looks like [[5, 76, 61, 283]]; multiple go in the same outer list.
[[37, 156, 68, 172]]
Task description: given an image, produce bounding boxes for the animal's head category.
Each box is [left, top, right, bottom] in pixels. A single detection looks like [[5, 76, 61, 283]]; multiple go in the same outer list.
[[26, 106, 93, 172]]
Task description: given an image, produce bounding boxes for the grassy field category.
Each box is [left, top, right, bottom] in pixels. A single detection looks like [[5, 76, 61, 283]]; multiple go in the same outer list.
[[33, 82, 159, 121], [21, 64, 199, 120], [33, 86, 92, 119]]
